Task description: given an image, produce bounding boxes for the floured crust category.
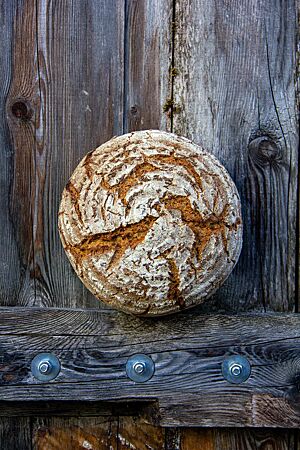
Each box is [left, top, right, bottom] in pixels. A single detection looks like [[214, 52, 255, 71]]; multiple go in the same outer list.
[[58, 130, 243, 316]]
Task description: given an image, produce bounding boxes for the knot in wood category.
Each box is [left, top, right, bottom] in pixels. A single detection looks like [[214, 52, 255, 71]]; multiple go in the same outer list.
[[10, 99, 32, 121], [58, 130, 243, 316], [248, 136, 281, 168], [130, 105, 138, 116]]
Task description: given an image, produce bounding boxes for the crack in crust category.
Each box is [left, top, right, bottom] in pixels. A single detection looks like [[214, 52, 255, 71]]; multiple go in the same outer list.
[[67, 214, 157, 271], [58, 130, 243, 316], [165, 256, 185, 309], [66, 193, 238, 273], [115, 162, 158, 205], [65, 181, 84, 226]]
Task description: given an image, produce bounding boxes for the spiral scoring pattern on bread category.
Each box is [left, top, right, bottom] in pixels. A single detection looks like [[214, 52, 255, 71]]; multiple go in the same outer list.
[[58, 130, 242, 316]]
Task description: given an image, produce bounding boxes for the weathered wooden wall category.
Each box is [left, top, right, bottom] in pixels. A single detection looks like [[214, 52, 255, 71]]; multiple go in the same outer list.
[[0, 0, 298, 449]]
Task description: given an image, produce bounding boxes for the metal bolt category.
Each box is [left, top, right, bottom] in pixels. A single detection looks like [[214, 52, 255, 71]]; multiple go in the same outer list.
[[133, 362, 145, 374], [38, 361, 52, 374], [230, 363, 242, 377], [126, 354, 155, 383], [31, 353, 61, 382], [222, 355, 251, 384]]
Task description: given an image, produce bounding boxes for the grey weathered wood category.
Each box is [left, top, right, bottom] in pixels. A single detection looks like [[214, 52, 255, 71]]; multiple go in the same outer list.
[[33, 0, 126, 309], [3, 0, 173, 311], [123, 0, 172, 133], [170, 0, 299, 446], [4, 0, 126, 309], [170, 0, 298, 443], [173, 0, 298, 313], [0, 308, 300, 427], [0, 0, 298, 445], [0, 0, 35, 306]]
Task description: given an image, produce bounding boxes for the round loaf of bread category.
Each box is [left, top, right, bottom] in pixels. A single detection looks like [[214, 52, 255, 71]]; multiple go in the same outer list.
[[58, 130, 242, 316]]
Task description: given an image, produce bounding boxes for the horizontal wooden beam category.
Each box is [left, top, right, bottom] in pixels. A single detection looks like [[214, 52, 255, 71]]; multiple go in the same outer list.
[[0, 307, 299, 427]]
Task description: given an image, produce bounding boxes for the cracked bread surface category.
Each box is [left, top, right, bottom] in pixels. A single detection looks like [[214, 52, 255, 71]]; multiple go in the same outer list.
[[58, 130, 243, 316]]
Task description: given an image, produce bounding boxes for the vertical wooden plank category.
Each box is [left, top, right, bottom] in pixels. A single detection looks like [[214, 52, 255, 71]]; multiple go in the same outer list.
[[2, 0, 38, 306], [123, 0, 173, 133], [0, 0, 20, 305], [171, 0, 298, 447], [296, 0, 300, 314], [181, 429, 215, 450], [117, 416, 165, 450], [0, 417, 31, 450], [295, 429, 300, 449], [32, 416, 118, 450], [173, 0, 298, 313], [165, 428, 181, 450], [31, 0, 125, 308]]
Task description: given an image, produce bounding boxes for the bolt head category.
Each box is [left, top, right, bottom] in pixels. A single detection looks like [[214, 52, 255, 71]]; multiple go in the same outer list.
[[31, 353, 61, 382], [38, 361, 52, 374], [126, 354, 155, 383], [230, 363, 242, 377], [222, 355, 251, 384], [133, 362, 146, 374]]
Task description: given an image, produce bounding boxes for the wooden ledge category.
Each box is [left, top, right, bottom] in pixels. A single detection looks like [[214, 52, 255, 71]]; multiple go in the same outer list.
[[0, 307, 299, 427]]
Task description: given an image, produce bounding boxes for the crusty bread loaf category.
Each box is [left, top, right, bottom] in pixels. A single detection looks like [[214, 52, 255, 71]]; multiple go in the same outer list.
[[58, 130, 242, 316]]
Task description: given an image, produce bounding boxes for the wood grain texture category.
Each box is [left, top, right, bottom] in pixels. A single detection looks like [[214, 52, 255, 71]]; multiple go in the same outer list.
[[31, 415, 164, 450], [0, 417, 31, 450], [0, 308, 299, 427], [295, 430, 300, 449], [4, 0, 125, 309], [2, 0, 37, 306], [0, 0, 298, 446], [171, 0, 298, 443], [4, 0, 173, 310], [173, 0, 298, 313], [2, 0, 174, 311], [180, 429, 295, 450], [0, 1, 23, 307], [165, 428, 181, 450], [32, 416, 118, 450], [117, 416, 165, 450], [32, 0, 126, 309], [123, 0, 172, 133]]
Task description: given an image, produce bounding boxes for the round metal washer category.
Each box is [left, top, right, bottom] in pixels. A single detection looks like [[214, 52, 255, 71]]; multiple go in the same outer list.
[[126, 354, 155, 383], [31, 353, 61, 382], [222, 355, 251, 384]]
